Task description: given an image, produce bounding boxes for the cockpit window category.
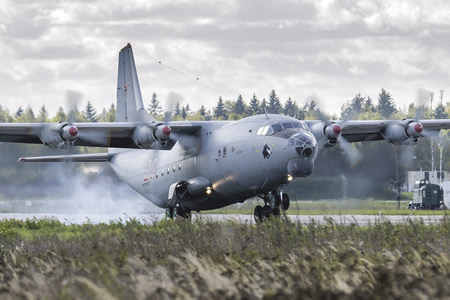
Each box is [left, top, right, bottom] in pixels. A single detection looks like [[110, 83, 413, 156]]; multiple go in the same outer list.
[[256, 121, 310, 136], [272, 123, 283, 133]]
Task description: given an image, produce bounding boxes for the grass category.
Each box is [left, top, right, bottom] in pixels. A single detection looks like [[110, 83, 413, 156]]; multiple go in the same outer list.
[[205, 199, 448, 215], [1, 217, 450, 298]]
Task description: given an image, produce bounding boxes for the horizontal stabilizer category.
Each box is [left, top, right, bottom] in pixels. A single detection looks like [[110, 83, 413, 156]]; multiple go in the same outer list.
[[18, 153, 113, 163]]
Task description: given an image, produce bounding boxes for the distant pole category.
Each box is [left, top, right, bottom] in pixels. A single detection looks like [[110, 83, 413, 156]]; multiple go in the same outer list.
[[439, 90, 444, 183], [396, 149, 401, 209], [430, 92, 435, 172]]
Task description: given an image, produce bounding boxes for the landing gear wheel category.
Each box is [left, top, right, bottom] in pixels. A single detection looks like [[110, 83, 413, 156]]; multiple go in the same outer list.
[[263, 205, 273, 219], [176, 207, 186, 219], [282, 193, 290, 211], [272, 207, 280, 216], [254, 205, 265, 223], [165, 207, 175, 220]]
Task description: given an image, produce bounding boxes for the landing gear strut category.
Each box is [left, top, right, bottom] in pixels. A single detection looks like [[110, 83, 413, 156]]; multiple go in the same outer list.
[[165, 206, 192, 220], [254, 191, 290, 223]]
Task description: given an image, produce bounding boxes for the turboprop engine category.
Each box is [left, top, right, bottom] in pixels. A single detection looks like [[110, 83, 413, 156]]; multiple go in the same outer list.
[[382, 121, 423, 145], [131, 124, 171, 149], [309, 122, 342, 147], [39, 122, 78, 149]]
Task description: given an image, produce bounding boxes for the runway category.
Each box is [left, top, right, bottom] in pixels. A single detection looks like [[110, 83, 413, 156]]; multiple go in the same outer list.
[[0, 213, 446, 225]]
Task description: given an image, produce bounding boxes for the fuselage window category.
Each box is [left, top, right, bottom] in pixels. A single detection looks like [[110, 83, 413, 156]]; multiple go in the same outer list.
[[261, 125, 270, 135], [293, 123, 301, 128], [257, 127, 264, 135], [282, 122, 294, 129]]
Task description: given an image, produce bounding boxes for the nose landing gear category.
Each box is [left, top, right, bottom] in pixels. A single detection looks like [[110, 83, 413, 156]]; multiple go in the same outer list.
[[254, 191, 290, 223]]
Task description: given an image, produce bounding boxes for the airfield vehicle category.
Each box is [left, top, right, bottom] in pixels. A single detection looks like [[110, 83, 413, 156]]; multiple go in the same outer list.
[[409, 179, 444, 210]]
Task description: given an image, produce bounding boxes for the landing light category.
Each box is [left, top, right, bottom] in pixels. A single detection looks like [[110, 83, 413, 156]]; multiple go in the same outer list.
[[206, 187, 212, 195], [287, 174, 293, 182]]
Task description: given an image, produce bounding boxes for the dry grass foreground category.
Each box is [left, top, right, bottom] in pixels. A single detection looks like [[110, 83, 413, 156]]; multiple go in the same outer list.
[[1, 216, 450, 299]]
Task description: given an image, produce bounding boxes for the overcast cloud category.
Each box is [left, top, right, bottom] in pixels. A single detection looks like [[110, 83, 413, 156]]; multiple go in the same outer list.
[[1, 0, 450, 116]]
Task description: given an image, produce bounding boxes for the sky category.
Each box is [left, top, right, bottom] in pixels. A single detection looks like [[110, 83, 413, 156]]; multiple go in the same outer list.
[[1, 0, 450, 117]]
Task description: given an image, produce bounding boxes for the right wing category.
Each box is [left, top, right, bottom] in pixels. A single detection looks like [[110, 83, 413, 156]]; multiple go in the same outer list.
[[0, 121, 204, 150]]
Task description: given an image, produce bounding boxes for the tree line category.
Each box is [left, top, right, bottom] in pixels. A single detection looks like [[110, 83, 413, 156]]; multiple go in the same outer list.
[[3, 88, 447, 124]]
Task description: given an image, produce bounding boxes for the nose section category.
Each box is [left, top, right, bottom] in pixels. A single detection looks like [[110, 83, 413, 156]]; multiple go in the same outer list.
[[288, 131, 318, 159], [287, 131, 317, 177]]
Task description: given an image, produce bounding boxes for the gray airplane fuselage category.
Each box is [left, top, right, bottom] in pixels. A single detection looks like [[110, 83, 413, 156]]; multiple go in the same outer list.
[[109, 114, 317, 211]]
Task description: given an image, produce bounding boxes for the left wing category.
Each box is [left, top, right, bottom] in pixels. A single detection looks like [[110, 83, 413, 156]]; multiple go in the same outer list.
[[306, 118, 450, 146]]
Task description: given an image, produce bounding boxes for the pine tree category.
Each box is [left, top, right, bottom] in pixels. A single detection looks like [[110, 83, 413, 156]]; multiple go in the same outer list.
[[268, 90, 282, 114], [234, 95, 246, 115], [83, 101, 98, 122], [181, 106, 187, 119], [37, 105, 49, 122], [148, 93, 162, 116], [377, 89, 397, 119], [284, 97, 298, 117], [21, 106, 35, 123], [174, 102, 181, 117], [214, 96, 227, 120], [15, 106, 23, 117], [105, 103, 117, 122], [53, 106, 67, 122], [199, 105, 206, 117], [248, 93, 260, 116]]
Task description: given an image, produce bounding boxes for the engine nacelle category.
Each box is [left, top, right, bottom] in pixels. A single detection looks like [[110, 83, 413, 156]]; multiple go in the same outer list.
[[132, 126, 157, 149], [383, 121, 423, 145], [39, 123, 78, 149], [309, 122, 342, 147], [132, 124, 172, 149]]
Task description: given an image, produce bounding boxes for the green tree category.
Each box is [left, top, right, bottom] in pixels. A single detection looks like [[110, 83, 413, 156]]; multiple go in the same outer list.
[[37, 105, 49, 122], [83, 101, 98, 122], [214, 96, 227, 120], [199, 105, 206, 118], [341, 94, 366, 120], [248, 93, 260, 116], [234, 95, 246, 115], [284, 97, 298, 117], [378, 89, 397, 119], [148, 93, 162, 117], [15, 106, 23, 118], [268, 90, 282, 114], [52, 106, 67, 122], [174, 102, 181, 117]]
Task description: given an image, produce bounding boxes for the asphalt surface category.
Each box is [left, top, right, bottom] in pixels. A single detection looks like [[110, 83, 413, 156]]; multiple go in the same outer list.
[[0, 213, 446, 225]]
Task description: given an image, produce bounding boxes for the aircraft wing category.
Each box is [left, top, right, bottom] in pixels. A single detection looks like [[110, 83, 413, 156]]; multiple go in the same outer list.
[[306, 119, 450, 144], [0, 122, 203, 149]]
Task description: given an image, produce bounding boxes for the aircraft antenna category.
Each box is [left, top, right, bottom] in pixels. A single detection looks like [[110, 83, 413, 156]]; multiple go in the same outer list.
[[264, 108, 269, 119], [133, 47, 242, 99]]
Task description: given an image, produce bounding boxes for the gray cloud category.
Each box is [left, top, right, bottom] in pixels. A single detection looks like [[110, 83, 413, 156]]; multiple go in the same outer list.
[[1, 0, 450, 116]]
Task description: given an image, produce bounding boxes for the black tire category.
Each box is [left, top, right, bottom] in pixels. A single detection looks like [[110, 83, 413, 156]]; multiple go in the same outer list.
[[282, 193, 290, 211], [254, 205, 264, 223], [263, 205, 273, 218], [272, 207, 281, 216], [176, 207, 186, 219]]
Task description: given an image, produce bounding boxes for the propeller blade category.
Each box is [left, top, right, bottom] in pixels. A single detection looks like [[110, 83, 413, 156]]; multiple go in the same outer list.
[[66, 90, 83, 124], [338, 136, 363, 168]]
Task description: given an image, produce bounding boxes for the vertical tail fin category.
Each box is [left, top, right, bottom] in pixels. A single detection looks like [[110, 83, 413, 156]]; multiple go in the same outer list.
[[116, 43, 154, 123]]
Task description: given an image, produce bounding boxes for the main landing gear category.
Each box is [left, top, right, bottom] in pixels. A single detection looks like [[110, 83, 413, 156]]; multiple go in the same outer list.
[[165, 206, 192, 220], [254, 192, 290, 223]]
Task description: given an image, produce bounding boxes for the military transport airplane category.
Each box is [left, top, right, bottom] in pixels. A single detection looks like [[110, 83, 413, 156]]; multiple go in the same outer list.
[[1, 43, 450, 222]]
